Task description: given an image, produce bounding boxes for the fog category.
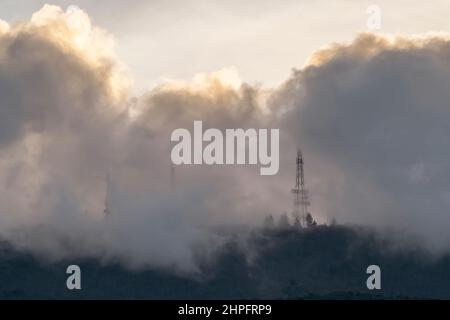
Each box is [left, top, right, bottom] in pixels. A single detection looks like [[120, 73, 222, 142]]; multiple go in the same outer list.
[[1, 6, 450, 272]]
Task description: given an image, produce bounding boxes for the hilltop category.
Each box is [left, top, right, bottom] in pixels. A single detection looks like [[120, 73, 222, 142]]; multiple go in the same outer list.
[[0, 224, 449, 299]]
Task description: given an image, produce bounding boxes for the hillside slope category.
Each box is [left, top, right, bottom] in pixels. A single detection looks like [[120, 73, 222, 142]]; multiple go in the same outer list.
[[0, 225, 449, 299]]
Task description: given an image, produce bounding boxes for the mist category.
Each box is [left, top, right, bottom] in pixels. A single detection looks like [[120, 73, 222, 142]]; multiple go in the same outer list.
[[1, 5, 450, 272]]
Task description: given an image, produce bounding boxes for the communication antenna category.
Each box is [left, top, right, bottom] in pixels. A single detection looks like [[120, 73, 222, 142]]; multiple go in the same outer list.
[[169, 138, 176, 191], [291, 149, 310, 227], [104, 173, 111, 218]]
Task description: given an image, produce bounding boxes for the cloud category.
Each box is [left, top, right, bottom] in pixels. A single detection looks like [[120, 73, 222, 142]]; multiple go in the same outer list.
[[0, 19, 8, 34], [275, 33, 450, 252], [0, 5, 277, 272], [2, 5, 450, 273]]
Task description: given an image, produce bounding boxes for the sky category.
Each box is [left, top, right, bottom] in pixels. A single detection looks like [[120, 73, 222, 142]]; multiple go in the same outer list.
[[2, 2, 450, 271], [2, 0, 450, 92]]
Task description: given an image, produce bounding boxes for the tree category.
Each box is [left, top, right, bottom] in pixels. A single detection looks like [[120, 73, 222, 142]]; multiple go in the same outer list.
[[293, 216, 301, 229], [306, 213, 317, 228], [278, 213, 290, 230], [263, 214, 275, 230], [330, 217, 337, 226]]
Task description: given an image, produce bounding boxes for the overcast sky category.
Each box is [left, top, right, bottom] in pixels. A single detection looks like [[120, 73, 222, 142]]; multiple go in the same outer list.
[[2, 0, 450, 92]]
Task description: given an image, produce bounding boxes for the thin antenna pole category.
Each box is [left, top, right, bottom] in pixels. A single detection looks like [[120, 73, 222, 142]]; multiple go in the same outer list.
[[104, 173, 111, 218], [169, 139, 175, 191]]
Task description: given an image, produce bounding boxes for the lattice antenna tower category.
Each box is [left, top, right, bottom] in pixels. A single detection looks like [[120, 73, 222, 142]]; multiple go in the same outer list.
[[291, 149, 310, 227]]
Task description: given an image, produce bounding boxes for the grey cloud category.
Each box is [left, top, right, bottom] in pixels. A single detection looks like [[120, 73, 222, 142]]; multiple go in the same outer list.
[[0, 6, 279, 273], [2, 5, 450, 274], [275, 33, 450, 251]]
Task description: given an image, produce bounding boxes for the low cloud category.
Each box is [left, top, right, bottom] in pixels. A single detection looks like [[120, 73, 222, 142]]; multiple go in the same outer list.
[[1, 6, 450, 272], [0, 5, 277, 272], [276, 33, 450, 251]]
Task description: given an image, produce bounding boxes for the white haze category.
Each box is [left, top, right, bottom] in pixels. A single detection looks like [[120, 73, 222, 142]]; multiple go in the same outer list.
[[1, 5, 450, 272]]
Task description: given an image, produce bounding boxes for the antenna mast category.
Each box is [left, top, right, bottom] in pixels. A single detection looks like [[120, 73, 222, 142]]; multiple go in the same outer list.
[[291, 149, 310, 227], [104, 173, 111, 218]]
